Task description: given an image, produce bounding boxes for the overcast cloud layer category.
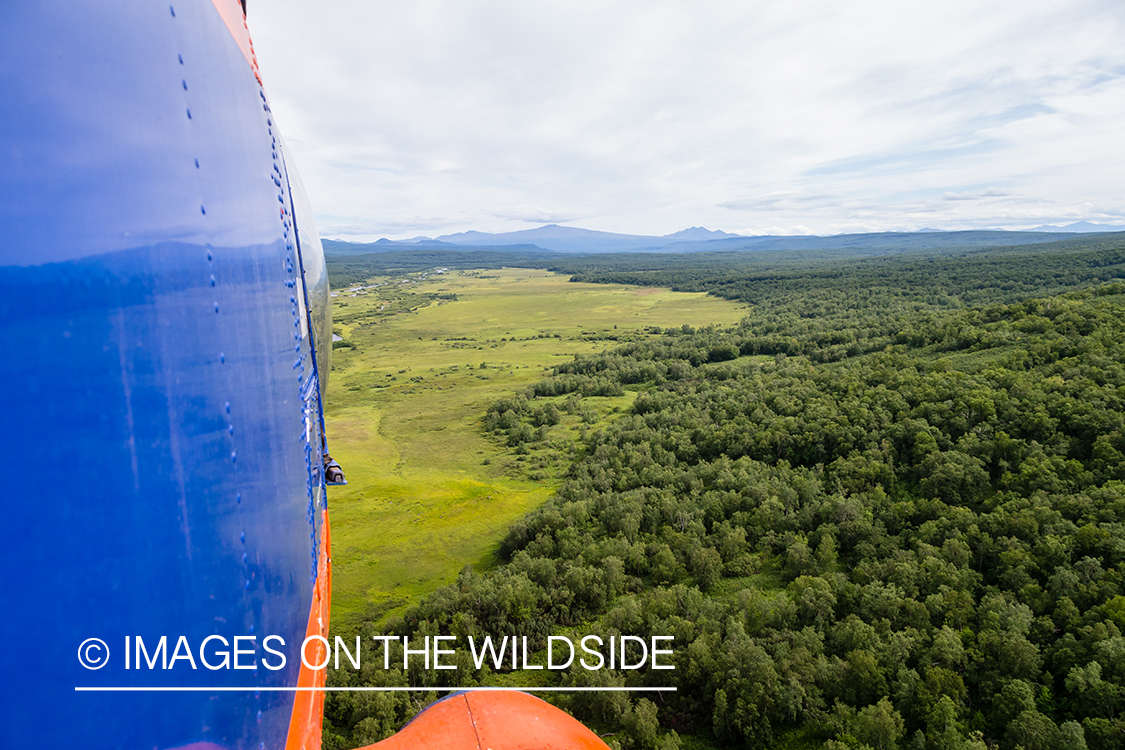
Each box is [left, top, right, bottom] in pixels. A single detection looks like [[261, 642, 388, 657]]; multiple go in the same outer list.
[[250, 0, 1125, 240]]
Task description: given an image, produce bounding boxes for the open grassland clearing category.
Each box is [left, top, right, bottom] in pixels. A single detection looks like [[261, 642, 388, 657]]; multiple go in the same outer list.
[[324, 267, 745, 630]]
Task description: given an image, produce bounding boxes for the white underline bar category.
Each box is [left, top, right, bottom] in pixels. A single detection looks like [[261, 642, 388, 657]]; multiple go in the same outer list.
[[75, 686, 675, 693]]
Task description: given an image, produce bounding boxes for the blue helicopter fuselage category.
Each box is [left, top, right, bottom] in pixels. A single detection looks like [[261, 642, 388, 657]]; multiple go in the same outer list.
[[1, 2, 332, 747]]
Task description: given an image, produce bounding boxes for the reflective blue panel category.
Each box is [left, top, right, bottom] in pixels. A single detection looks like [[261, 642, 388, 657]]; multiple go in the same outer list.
[[0, 2, 325, 748]]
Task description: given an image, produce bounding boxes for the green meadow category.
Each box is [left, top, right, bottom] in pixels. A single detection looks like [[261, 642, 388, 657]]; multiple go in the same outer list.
[[323, 267, 745, 630]]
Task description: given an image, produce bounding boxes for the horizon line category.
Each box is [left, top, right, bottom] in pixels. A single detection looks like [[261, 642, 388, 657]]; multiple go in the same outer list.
[[321, 221, 1125, 244]]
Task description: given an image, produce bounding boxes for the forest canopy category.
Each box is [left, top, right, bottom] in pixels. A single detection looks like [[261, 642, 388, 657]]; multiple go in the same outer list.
[[324, 237, 1125, 750]]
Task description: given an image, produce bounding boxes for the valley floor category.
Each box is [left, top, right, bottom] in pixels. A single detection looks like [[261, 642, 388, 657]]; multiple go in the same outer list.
[[324, 267, 746, 629]]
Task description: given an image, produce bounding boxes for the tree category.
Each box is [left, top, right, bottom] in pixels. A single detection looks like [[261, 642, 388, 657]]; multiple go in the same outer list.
[[854, 697, 906, 750]]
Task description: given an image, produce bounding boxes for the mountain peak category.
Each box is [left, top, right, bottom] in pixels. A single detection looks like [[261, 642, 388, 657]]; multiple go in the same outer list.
[[663, 227, 743, 241]]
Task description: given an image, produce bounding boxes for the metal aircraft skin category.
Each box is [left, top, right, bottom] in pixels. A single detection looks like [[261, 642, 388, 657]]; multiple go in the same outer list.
[[1, 2, 330, 746], [0, 2, 613, 749]]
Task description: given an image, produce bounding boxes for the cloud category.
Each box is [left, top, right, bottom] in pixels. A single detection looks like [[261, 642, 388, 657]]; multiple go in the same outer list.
[[716, 194, 790, 211], [718, 193, 841, 211], [488, 206, 586, 224], [942, 187, 1015, 201], [740, 225, 817, 236], [315, 214, 467, 238], [252, 0, 1125, 236]]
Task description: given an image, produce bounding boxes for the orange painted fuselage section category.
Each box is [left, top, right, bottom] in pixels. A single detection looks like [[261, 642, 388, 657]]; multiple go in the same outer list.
[[361, 691, 612, 750], [286, 509, 332, 750]]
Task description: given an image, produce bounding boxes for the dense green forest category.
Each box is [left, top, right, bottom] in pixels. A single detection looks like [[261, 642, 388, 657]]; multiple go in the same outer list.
[[548, 235, 1125, 314], [323, 237, 1125, 750]]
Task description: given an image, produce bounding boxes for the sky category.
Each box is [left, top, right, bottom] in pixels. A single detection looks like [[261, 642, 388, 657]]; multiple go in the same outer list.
[[249, 0, 1125, 240]]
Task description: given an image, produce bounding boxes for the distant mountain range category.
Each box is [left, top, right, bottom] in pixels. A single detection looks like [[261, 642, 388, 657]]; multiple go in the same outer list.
[[431, 224, 745, 253], [1030, 221, 1125, 233], [322, 223, 1124, 256]]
